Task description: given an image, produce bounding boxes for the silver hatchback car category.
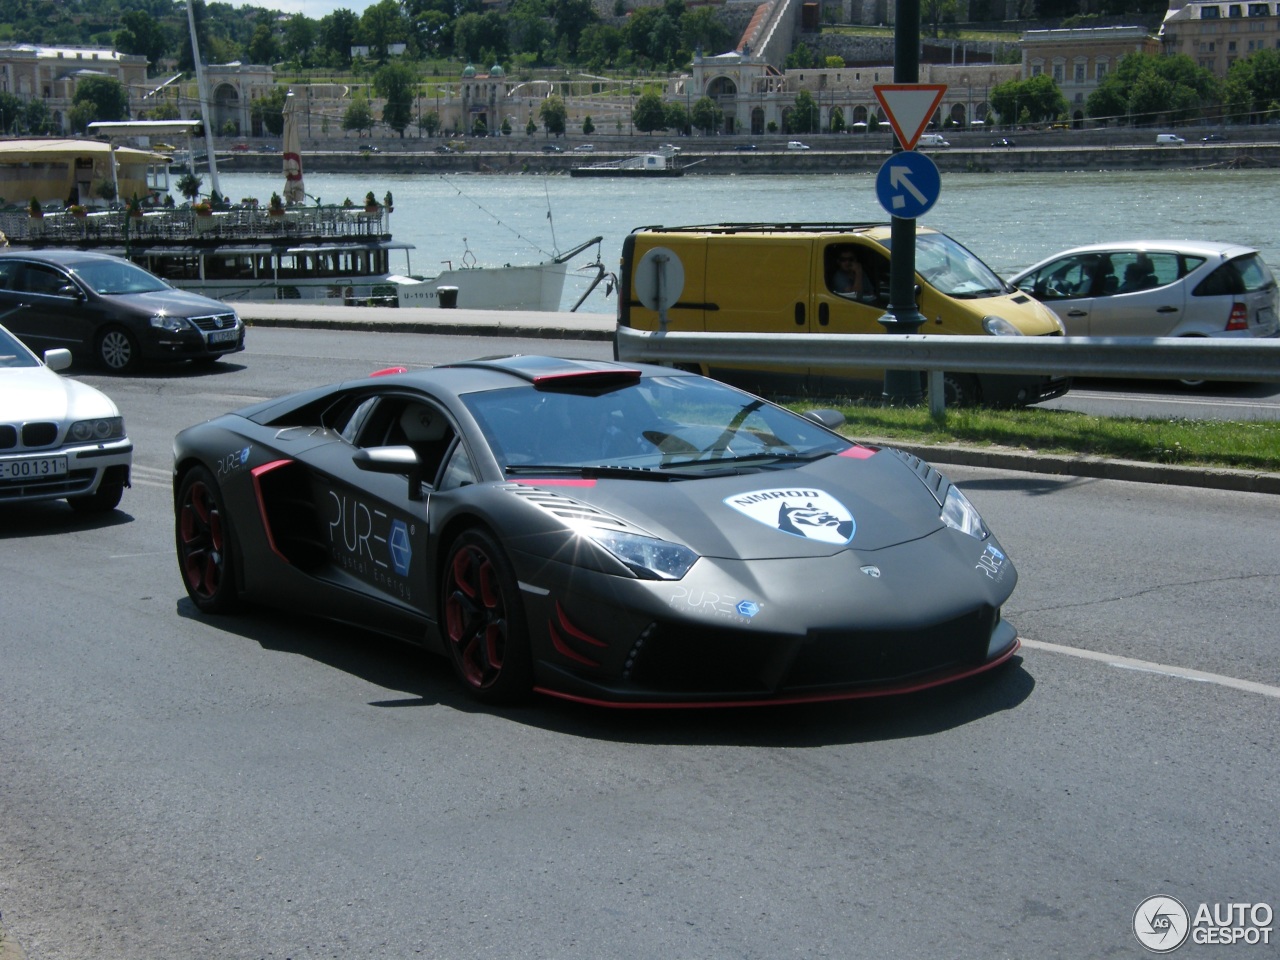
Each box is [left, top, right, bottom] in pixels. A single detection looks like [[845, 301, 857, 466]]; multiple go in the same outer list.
[[1009, 241, 1279, 341]]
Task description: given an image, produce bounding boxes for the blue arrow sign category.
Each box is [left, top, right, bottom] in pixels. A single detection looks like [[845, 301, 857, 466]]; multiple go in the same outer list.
[[875, 151, 941, 220]]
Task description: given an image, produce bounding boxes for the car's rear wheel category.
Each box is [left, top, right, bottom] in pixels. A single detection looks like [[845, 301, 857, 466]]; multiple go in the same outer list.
[[67, 481, 124, 513], [175, 466, 239, 613], [442, 528, 531, 703], [941, 373, 980, 408], [97, 326, 140, 373]]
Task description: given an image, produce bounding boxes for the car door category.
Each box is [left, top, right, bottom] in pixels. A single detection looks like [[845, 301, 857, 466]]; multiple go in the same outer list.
[[1013, 252, 1104, 334], [811, 238, 894, 394], [0, 260, 90, 356], [1090, 251, 1186, 336]]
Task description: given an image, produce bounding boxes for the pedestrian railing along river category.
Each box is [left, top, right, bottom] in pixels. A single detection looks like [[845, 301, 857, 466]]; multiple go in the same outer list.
[[614, 328, 1280, 413]]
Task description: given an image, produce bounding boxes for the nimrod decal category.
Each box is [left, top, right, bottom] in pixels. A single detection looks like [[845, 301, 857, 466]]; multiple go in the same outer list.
[[724, 488, 855, 544]]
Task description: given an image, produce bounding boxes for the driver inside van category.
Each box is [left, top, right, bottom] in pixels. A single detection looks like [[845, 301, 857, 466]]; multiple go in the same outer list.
[[830, 247, 873, 301]]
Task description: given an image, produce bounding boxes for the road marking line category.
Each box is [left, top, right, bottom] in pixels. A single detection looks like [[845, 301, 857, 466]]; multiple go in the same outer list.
[[1020, 637, 1280, 700]]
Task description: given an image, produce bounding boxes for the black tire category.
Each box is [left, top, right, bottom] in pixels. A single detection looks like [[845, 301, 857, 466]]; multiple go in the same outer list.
[[97, 326, 140, 373], [175, 465, 240, 614], [67, 481, 124, 513], [441, 528, 532, 703], [941, 373, 981, 408]]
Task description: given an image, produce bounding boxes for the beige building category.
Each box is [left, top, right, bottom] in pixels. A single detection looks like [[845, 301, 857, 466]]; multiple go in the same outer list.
[[0, 44, 149, 133], [1159, 0, 1280, 74], [1019, 26, 1162, 125]]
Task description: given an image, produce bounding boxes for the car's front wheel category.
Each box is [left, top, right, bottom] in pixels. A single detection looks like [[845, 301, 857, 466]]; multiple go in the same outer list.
[[68, 481, 124, 513], [175, 466, 239, 613], [441, 528, 531, 703], [97, 326, 140, 373]]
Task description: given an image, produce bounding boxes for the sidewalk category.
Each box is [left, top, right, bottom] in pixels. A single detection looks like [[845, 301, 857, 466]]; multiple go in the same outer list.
[[235, 303, 1280, 496]]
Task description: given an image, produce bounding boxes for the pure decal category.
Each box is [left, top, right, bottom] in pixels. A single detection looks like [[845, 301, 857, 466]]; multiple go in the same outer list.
[[724, 488, 855, 544]]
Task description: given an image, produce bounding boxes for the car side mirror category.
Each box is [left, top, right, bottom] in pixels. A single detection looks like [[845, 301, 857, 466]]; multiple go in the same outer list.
[[43, 347, 73, 372], [801, 408, 846, 430], [58, 283, 83, 299], [353, 445, 425, 501]]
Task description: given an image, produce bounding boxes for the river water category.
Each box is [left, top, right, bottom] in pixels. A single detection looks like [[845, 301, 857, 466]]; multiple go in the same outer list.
[[209, 167, 1278, 313]]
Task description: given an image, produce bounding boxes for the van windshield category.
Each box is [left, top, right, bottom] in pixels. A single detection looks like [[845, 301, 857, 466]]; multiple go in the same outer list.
[[876, 231, 1009, 298]]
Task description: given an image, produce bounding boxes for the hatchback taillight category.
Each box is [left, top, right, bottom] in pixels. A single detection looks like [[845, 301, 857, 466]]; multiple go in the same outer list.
[[1226, 303, 1249, 331]]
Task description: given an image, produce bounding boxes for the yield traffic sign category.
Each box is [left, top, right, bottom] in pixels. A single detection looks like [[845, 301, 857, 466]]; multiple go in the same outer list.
[[873, 84, 947, 151]]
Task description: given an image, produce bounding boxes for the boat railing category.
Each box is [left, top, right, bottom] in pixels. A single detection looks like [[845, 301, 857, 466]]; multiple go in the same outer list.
[[0, 203, 390, 246]]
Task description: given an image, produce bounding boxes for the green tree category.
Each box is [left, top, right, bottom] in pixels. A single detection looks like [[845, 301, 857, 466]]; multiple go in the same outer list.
[[68, 76, 130, 133], [553, 0, 598, 59], [318, 8, 360, 69], [343, 94, 375, 135], [829, 105, 845, 133], [632, 90, 667, 132], [359, 0, 412, 62], [114, 11, 170, 75], [680, 6, 729, 56], [374, 60, 418, 136], [282, 15, 318, 67], [791, 89, 818, 134], [248, 23, 279, 65], [1224, 48, 1280, 122], [0, 92, 22, 135], [690, 95, 721, 134], [539, 94, 567, 136], [582, 114, 595, 135], [251, 86, 288, 137], [526, 116, 537, 135], [784, 42, 814, 69], [1086, 52, 1218, 126], [990, 74, 1067, 125], [664, 101, 689, 135], [578, 23, 625, 70], [419, 110, 441, 137]]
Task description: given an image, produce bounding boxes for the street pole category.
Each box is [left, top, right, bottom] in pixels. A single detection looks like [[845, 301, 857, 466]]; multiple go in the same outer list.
[[880, 0, 925, 404]]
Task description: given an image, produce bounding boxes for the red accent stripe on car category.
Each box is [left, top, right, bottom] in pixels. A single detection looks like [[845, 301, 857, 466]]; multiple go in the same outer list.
[[369, 366, 408, 377], [839, 446, 877, 459], [250, 459, 294, 564]]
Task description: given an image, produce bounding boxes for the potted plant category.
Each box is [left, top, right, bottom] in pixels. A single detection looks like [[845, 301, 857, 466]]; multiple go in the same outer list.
[[28, 196, 43, 219], [176, 171, 202, 204], [192, 199, 213, 217], [342, 197, 355, 208], [364, 190, 379, 212], [126, 195, 144, 219], [94, 178, 117, 205], [68, 203, 88, 218], [383, 191, 394, 213], [269, 192, 285, 216]]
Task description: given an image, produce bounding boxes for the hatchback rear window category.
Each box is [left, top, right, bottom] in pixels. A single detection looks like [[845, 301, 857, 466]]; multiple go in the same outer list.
[[1193, 253, 1275, 297]]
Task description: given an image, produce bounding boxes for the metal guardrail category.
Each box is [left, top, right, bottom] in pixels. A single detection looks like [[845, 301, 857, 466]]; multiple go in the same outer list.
[[616, 327, 1280, 411]]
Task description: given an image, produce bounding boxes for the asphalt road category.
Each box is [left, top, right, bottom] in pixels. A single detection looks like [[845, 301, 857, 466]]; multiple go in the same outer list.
[[2, 328, 1277, 960]]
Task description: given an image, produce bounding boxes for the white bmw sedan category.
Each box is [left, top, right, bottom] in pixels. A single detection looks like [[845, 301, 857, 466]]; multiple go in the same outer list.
[[0, 322, 132, 512]]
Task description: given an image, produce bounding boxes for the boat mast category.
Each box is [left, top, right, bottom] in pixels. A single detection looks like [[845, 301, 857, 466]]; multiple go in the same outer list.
[[186, 0, 221, 197]]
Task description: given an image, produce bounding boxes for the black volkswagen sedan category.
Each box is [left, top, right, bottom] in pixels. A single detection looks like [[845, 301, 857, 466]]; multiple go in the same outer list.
[[0, 250, 245, 373]]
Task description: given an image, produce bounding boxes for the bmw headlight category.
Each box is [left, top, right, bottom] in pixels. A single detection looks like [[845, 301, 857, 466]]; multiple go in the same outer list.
[[941, 485, 990, 541], [149, 314, 189, 334], [68, 417, 124, 442], [584, 526, 699, 580], [981, 316, 1024, 336]]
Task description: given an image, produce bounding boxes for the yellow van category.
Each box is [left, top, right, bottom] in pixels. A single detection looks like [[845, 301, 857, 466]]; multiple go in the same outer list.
[[616, 222, 1070, 406]]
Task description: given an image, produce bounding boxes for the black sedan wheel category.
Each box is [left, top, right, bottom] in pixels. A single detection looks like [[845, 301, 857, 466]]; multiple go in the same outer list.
[[97, 326, 140, 373], [175, 466, 239, 613], [442, 528, 531, 703]]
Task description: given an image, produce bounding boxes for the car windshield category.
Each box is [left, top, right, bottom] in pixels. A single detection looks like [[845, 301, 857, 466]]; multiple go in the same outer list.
[[876, 231, 1008, 298], [464, 374, 851, 475], [68, 259, 171, 296], [0, 326, 38, 368]]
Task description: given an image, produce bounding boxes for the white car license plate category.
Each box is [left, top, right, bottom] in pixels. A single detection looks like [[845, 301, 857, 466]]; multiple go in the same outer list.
[[1, 456, 68, 480], [208, 329, 239, 344]]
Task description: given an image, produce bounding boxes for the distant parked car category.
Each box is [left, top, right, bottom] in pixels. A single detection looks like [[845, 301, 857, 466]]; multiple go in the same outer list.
[[1010, 241, 1279, 384], [230, 142, 249, 152], [573, 144, 595, 152], [786, 140, 811, 150], [1156, 133, 1186, 145], [0, 250, 245, 373], [659, 143, 681, 153], [918, 134, 950, 147], [356, 142, 380, 153], [541, 144, 563, 153], [1201, 133, 1229, 143], [990, 138, 1017, 148], [257, 143, 279, 153], [734, 143, 758, 151], [0, 322, 132, 512]]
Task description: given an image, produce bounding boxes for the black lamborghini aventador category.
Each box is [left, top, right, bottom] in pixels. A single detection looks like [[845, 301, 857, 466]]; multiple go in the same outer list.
[[173, 355, 1019, 707]]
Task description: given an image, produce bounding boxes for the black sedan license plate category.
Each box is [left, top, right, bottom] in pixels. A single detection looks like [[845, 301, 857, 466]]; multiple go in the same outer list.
[[208, 329, 239, 344], [1, 456, 68, 479]]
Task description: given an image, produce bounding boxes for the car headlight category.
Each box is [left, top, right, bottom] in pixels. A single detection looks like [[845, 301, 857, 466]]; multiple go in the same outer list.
[[68, 417, 125, 442], [149, 314, 189, 333], [582, 526, 699, 580], [941, 485, 990, 541], [982, 315, 1024, 336]]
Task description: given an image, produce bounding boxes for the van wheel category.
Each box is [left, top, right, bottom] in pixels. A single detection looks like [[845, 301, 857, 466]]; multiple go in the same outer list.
[[941, 373, 980, 408]]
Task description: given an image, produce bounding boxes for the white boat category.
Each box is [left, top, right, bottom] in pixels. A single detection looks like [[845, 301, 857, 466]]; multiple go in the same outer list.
[[0, 204, 606, 310]]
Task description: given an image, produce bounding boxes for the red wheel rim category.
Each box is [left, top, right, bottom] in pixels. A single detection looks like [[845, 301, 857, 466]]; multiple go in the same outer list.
[[178, 480, 225, 601], [444, 544, 508, 690]]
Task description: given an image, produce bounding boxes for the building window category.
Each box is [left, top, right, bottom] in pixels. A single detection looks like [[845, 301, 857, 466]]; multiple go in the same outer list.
[[1229, 40, 1238, 50], [1096, 62, 1108, 80], [1031, 64, 1043, 77], [1074, 63, 1086, 83], [1052, 63, 1064, 81], [1228, 3, 1242, 15], [1201, 4, 1220, 15], [1249, 2, 1269, 14]]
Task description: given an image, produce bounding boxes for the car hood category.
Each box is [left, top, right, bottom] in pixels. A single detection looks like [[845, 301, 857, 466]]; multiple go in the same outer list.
[[520, 448, 947, 560], [104, 288, 234, 318], [0, 367, 118, 422]]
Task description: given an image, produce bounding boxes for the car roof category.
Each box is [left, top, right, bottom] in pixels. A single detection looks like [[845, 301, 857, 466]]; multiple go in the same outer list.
[[0, 249, 130, 267], [1011, 240, 1261, 278]]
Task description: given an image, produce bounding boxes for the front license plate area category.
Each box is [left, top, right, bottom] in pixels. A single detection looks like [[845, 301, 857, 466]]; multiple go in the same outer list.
[[1, 456, 68, 480], [208, 329, 239, 344]]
